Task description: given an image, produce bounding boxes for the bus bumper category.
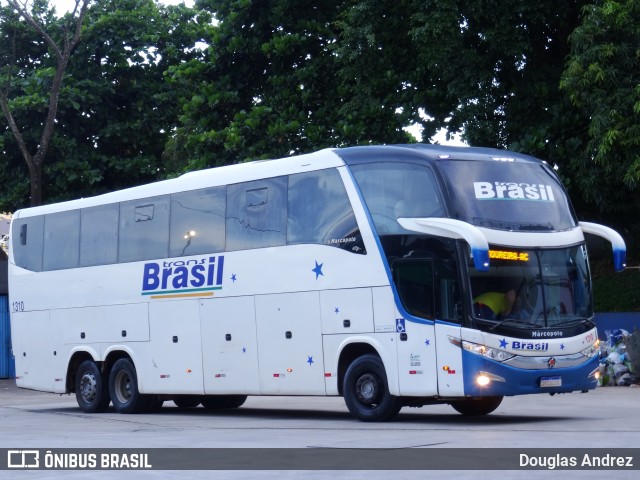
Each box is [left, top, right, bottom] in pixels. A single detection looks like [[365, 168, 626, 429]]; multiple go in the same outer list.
[[460, 350, 600, 397]]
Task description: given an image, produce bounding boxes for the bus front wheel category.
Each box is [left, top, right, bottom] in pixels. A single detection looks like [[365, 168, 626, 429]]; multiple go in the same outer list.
[[75, 360, 110, 413], [109, 358, 148, 414], [343, 354, 402, 422], [450, 396, 503, 416]]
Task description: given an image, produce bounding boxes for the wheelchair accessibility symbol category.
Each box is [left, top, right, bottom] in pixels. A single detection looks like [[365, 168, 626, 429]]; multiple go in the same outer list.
[[396, 318, 406, 333]]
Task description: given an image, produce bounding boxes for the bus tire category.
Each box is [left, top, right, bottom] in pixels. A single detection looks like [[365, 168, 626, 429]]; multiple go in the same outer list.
[[201, 395, 247, 410], [146, 395, 164, 412], [75, 360, 110, 413], [109, 358, 148, 414], [173, 395, 202, 408], [450, 396, 503, 416], [343, 354, 402, 422]]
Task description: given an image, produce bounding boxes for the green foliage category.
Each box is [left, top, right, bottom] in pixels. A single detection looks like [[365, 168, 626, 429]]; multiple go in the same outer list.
[[168, 0, 413, 170], [1, 0, 207, 208], [0, 0, 638, 246], [561, 0, 640, 215]]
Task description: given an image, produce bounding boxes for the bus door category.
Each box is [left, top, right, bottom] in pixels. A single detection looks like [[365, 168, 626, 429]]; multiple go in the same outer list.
[[393, 258, 464, 397]]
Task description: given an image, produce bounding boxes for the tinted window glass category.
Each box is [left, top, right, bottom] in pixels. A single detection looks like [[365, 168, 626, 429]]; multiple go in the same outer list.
[[226, 177, 287, 250], [350, 162, 445, 235], [43, 211, 80, 270], [119, 196, 170, 262], [12, 216, 44, 271], [288, 169, 364, 253], [80, 204, 119, 267], [437, 160, 576, 231], [170, 187, 226, 257]]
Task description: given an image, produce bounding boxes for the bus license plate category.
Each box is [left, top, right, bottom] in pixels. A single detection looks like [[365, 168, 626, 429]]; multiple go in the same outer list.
[[540, 376, 562, 388]]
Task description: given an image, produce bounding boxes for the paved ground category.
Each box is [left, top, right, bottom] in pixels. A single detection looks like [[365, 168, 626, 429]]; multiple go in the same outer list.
[[0, 379, 638, 479]]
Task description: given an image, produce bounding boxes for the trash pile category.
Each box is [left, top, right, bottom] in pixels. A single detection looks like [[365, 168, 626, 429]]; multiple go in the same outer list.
[[598, 329, 639, 386]]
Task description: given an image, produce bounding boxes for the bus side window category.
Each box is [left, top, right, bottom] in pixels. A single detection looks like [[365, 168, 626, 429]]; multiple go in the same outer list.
[[393, 259, 435, 319], [80, 204, 119, 267], [43, 211, 80, 271], [226, 177, 287, 251], [435, 259, 462, 323], [118, 196, 170, 262], [287, 169, 362, 252], [170, 187, 226, 257], [12, 216, 44, 272]]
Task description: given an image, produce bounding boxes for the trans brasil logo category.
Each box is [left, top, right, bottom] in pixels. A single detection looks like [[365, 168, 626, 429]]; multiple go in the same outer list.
[[474, 181, 556, 202], [141, 255, 224, 299]]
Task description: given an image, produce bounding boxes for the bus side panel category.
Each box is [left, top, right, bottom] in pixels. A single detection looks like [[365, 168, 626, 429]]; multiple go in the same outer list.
[[11, 310, 58, 392], [255, 292, 325, 395], [146, 300, 204, 394], [200, 296, 260, 395], [59, 304, 150, 345], [395, 320, 438, 397], [434, 322, 465, 396], [320, 288, 374, 334], [371, 287, 397, 333]]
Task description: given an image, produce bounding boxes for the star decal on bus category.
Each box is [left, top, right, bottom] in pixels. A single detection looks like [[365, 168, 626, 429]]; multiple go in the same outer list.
[[231, 273, 237, 282], [312, 261, 324, 279], [307, 356, 314, 366], [499, 338, 509, 349]]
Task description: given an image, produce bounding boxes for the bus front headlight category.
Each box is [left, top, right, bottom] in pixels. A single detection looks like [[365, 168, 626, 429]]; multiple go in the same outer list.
[[462, 340, 515, 362], [580, 339, 600, 358]]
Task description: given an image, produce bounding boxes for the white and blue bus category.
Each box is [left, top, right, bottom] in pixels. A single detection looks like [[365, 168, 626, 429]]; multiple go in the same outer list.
[[8, 145, 626, 421]]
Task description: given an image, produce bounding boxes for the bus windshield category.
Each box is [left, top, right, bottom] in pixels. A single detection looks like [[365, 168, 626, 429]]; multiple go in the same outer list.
[[437, 160, 577, 232], [470, 245, 593, 330]]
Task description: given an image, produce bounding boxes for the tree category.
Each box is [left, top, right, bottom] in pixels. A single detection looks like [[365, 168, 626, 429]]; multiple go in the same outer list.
[[561, 0, 640, 215], [168, 0, 413, 171], [0, 0, 207, 209], [0, 0, 90, 206], [49, 0, 209, 200]]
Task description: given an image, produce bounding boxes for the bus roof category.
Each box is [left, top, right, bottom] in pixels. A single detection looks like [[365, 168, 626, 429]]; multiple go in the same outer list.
[[334, 144, 544, 165], [14, 144, 545, 218]]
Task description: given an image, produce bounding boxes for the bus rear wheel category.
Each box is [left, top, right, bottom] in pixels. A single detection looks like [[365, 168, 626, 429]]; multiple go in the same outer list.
[[343, 354, 402, 422], [201, 395, 247, 410], [450, 396, 503, 416], [109, 358, 149, 414], [75, 360, 110, 413]]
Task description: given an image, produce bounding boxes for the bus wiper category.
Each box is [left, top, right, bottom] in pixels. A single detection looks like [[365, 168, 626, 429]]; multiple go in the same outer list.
[[488, 317, 534, 331]]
